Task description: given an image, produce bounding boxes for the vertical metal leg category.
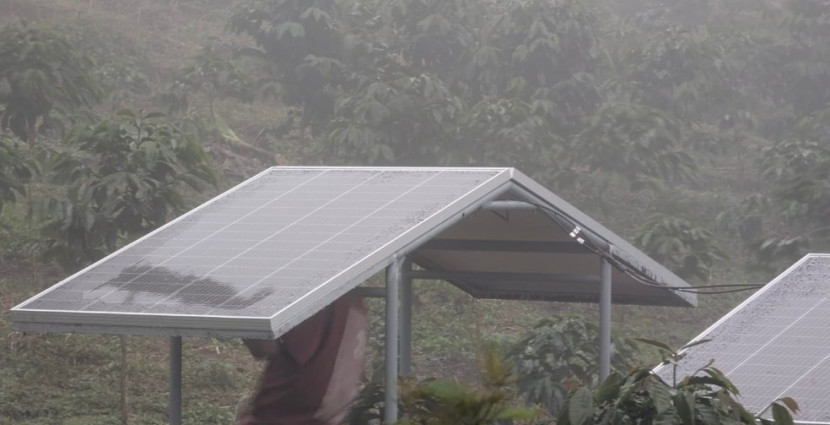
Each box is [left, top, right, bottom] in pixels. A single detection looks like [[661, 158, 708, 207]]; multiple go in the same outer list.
[[385, 259, 401, 424], [599, 258, 612, 382], [400, 259, 413, 376], [170, 336, 182, 425]]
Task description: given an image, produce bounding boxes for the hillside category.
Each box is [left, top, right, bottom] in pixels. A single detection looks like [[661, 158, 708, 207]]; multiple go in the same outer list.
[[3, 0, 828, 423]]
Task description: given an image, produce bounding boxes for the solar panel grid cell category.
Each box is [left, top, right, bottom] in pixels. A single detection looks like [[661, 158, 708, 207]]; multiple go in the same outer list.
[[15, 168, 506, 324], [657, 254, 830, 422]]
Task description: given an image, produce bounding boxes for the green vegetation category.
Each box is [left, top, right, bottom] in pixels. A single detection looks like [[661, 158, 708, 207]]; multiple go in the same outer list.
[[376, 344, 797, 425], [0, 21, 101, 144], [2, 0, 829, 423], [38, 109, 218, 266], [511, 316, 640, 416], [557, 339, 799, 425]]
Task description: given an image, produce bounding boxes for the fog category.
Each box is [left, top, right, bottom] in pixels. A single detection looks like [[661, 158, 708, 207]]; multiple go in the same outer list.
[[2, 1, 829, 423]]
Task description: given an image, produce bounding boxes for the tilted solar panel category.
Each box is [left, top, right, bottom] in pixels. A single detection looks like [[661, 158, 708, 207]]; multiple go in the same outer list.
[[12, 167, 510, 338], [656, 254, 830, 423]]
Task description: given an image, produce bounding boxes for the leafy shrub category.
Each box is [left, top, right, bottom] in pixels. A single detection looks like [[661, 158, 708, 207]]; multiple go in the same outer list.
[[399, 346, 537, 425], [557, 340, 798, 425], [633, 213, 726, 282], [511, 316, 639, 416]]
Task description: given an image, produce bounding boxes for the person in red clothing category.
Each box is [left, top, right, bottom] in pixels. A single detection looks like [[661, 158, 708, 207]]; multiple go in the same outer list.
[[238, 296, 368, 425]]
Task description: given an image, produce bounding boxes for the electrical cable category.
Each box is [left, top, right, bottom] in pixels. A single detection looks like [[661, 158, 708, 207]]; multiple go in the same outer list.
[[509, 201, 764, 296]]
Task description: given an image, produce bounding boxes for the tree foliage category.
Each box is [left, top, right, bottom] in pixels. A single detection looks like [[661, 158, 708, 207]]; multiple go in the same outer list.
[[61, 19, 151, 110], [558, 339, 799, 425], [776, 0, 830, 116], [634, 213, 726, 282], [228, 0, 345, 128], [38, 110, 217, 266], [730, 107, 830, 268], [622, 26, 732, 122], [164, 39, 256, 116], [573, 102, 696, 188], [511, 316, 639, 416], [3, 0, 827, 272], [228, 0, 602, 171], [0, 131, 33, 213], [322, 73, 462, 165], [399, 346, 537, 425], [0, 21, 100, 144]]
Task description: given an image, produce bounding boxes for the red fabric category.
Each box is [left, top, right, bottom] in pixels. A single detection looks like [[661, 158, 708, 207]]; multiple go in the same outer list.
[[239, 297, 366, 425]]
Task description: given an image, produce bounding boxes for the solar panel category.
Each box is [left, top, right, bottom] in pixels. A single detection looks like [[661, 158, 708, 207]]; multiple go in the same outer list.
[[12, 167, 510, 338], [656, 254, 830, 422]]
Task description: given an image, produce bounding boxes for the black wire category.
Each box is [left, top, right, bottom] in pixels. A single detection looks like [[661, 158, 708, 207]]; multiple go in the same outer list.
[[518, 201, 764, 296]]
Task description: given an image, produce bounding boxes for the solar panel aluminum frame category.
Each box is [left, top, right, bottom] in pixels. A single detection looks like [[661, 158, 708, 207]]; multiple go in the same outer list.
[[11, 167, 516, 338]]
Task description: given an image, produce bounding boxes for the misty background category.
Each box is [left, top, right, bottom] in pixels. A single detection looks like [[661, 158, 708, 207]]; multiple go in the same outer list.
[[1, 0, 828, 423]]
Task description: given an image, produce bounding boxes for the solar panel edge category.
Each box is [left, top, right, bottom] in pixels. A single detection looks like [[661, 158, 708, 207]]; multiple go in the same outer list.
[[793, 420, 830, 425], [10, 309, 274, 337], [268, 166, 514, 172], [12, 321, 274, 339]]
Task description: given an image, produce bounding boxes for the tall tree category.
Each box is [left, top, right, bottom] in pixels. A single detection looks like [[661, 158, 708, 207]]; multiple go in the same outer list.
[[39, 110, 217, 266], [228, 0, 605, 172], [0, 22, 100, 144], [571, 102, 696, 188], [228, 0, 346, 130], [633, 213, 726, 282], [0, 131, 33, 212], [777, 0, 830, 116], [737, 107, 830, 267]]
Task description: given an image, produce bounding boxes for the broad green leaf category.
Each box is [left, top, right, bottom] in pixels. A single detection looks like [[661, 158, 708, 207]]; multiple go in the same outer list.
[[422, 379, 466, 400], [568, 387, 595, 425], [646, 378, 673, 415], [142, 112, 167, 119], [674, 390, 695, 425], [595, 373, 623, 403], [682, 376, 728, 389], [738, 403, 757, 424], [702, 367, 740, 395], [495, 406, 538, 421], [634, 338, 674, 352], [681, 339, 713, 351], [655, 412, 679, 425], [697, 404, 720, 425]]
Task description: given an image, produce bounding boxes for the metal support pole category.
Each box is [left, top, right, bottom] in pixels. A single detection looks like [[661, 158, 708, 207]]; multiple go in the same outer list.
[[385, 259, 402, 424], [599, 258, 612, 382], [400, 259, 413, 376], [169, 336, 182, 425]]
